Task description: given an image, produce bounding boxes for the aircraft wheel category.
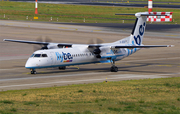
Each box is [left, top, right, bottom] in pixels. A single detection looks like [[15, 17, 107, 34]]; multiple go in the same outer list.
[[110, 66, 118, 72], [59, 66, 66, 70], [31, 70, 36, 74]]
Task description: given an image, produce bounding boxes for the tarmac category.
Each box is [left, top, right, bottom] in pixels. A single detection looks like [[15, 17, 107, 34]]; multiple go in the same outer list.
[[0, 20, 180, 91]]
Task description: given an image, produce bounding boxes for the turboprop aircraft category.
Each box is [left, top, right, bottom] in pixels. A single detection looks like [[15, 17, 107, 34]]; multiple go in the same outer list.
[[4, 12, 173, 74]]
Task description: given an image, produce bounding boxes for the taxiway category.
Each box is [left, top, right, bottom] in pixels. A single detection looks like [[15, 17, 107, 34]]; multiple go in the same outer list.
[[0, 20, 179, 91]]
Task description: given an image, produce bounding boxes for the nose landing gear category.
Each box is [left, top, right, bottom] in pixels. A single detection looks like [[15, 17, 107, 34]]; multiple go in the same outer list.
[[30, 69, 37, 74], [59, 66, 66, 70], [110, 59, 118, 72]]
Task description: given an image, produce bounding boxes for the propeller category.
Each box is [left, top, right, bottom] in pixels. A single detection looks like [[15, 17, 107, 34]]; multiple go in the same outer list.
[[87, 38, 104, 44], [87, 38, 104, 58], [33, 36, 52, 51]]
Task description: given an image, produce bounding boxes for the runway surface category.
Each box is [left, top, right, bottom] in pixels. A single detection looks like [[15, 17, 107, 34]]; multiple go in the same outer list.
[[0, 20, 180, 91]]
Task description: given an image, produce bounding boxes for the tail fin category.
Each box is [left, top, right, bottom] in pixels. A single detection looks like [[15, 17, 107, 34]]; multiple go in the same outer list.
[[129, 13, 147, 45], [116, 12, 170, 45]]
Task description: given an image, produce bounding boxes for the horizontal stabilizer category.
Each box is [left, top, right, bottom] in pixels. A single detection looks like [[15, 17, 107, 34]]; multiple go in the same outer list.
[[115, 12, 167, 17], [112, 45, 174, 49], [115, 14, 135, 16]]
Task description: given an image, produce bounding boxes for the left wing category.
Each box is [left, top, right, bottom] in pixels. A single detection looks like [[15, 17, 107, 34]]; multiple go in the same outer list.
[[3, 39, 73, 49], [3, 39, 49, 45]]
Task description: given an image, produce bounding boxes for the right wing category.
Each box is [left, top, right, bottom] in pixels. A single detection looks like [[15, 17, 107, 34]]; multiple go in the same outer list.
[[111, 45, 174, 49]]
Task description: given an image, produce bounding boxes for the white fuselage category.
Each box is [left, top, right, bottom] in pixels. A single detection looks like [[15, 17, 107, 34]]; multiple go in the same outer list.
[[25, 44, 139, 70]]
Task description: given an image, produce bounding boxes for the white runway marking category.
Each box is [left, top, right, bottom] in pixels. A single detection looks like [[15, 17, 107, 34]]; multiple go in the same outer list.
[[0, 72, 111, 82], [0, 68, 24, 71], [110, 73, 180, 77], [0, 74, 170, 88]]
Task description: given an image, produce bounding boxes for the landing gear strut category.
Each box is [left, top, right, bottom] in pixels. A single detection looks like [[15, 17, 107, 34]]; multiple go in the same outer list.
[[110, 59, 118, 72], [59, 66, 66, 70], [30, 69, 37, 74]]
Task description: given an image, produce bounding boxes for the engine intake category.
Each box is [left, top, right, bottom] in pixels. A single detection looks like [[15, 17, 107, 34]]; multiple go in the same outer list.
[[93, 48, 101, 54]]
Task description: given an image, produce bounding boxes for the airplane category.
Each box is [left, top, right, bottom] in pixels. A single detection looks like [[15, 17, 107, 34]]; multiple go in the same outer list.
[[3, 11, 174, 74]]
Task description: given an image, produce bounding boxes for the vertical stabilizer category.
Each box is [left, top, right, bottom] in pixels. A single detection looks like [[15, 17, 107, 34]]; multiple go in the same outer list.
[[129, 13, 147, 45], [115, 12, 172, 45]]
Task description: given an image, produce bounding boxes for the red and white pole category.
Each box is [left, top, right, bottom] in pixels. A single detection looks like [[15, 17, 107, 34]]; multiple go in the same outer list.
[[148, 0, 153, 12], [35, 0, 38, 14]]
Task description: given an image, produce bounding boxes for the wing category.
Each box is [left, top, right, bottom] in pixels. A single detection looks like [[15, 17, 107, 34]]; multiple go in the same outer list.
[[111, 45, 174, 49], [3, 39, 49, 45], [3, 39, 73, 47]]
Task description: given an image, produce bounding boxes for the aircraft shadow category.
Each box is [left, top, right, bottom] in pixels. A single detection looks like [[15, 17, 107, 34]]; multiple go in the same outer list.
[[35, 63, 172, 75]]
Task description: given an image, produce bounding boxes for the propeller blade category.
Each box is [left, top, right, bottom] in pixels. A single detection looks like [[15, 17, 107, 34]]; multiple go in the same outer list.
[[96, 38, 104, 44], [45, 36, 52, 42], [36, 36, 43, 42], [33, 36, 43, 51], [87, 39, 95, 44], [33, 45, 42, 52]]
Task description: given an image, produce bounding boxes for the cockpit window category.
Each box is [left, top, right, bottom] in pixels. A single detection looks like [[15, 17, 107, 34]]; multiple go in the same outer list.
[[31, 54, 48, 58], [42, 54, 48, 57], [34, 54, 41, 57], [30, 54, 34, 57]]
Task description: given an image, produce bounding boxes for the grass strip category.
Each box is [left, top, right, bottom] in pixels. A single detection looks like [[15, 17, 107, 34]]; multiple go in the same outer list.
[[98, 0, 180, 2], [0, 1, 180, 24], [0, 77, 180, 113]]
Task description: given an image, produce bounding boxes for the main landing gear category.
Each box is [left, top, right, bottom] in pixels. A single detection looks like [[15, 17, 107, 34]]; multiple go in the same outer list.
[[30, 69, 36, 74], [110, 59, 118, 72], [59, 66, 66, 70]]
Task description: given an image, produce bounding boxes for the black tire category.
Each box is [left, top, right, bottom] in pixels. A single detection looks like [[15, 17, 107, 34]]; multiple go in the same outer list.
[[114, 66, 118, 72], [31, 71, 34, 74], [59, 66, 66, 70], [31, 71, 36, 74], [110, 66, 118, 72]]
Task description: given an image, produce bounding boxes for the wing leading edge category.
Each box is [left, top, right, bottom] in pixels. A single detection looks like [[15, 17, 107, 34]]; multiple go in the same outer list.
[[3, 39, 73, 47], [3, 39, 49, 45]]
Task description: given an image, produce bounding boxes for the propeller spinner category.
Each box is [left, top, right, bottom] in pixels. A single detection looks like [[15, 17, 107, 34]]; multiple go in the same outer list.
[[87, 38, 104, 58]]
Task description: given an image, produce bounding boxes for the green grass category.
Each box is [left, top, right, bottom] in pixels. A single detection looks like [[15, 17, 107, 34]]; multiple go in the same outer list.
[[0, 77, 180, 113], [0, 1, 180, 24], [96, 0, 180, 2], [97, 0, 180, 5]]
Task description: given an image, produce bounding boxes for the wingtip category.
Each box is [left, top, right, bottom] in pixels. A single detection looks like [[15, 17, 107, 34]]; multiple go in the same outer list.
[[168, 45, 174, 47]]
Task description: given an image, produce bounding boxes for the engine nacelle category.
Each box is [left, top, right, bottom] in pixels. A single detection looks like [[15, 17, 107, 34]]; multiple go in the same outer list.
[[93, 48, 101, 54]]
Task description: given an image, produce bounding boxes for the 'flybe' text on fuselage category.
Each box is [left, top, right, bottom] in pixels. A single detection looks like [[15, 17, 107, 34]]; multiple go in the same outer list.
[[55, 52, 73, 63]]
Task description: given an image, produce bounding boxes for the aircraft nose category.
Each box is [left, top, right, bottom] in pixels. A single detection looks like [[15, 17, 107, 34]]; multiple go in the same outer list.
[[25, 58, 33, 68]]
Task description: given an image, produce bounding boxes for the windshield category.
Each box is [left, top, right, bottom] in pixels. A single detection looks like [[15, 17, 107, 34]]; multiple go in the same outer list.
[[30, 54, 48, 58], [42, 54, 48, 57], [34, 54, 41, 57]]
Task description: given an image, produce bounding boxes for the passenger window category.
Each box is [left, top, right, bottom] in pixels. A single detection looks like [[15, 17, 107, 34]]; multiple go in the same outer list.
[[34, 54, 41, 57], [42, 54, 48, 57]]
